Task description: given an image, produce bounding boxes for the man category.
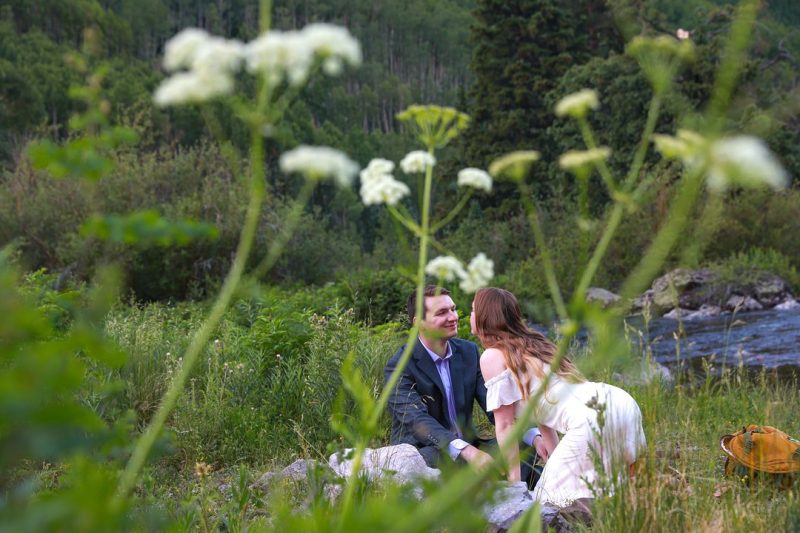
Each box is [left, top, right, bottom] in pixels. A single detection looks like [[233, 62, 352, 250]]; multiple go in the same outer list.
[[384, 285, 545, 485]]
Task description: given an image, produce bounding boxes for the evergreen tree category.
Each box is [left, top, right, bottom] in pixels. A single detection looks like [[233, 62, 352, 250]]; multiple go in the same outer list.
[[464, 0, 622, 184]]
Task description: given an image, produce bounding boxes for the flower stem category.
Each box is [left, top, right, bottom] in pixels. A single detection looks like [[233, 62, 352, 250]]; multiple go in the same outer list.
[[338, 148, 437, 528], [517, 179, 567, 319]]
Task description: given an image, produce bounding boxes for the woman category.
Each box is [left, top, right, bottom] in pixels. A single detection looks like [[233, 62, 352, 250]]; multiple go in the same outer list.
[[470, 287, 645, 507]]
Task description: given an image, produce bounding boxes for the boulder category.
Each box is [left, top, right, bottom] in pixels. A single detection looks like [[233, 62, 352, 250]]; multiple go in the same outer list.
[[484, 481, 536, 533], [585, 288, 621, 308], [541, 498, 593, 533], [725, 295, 764, 312], [685, 304, 722, 320], [328, 444, 440, 485], [251, 458, 321, 490], [753, 274, 791, 307], [651, 268, 718, 312], [775, 298, 800, 311]]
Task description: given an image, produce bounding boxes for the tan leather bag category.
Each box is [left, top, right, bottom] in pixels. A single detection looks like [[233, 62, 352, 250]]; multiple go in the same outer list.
[[720, 424, 800, 488]]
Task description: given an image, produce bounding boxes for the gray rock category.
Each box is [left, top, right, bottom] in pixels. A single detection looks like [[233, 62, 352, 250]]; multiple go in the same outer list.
[[684, 304, 722, 320], [586, 288, 621, 308], [775, 298, 800, 311], [662, 307, 691, 320], [631, 289, 655, 313], [754, 274, 790, 307], [328, 444, 440, 485], [484, 481, 536, 533], [725, 295, 764, 312], [251, 458, 321, 490], [651, 268, 718, 311], [541, 498, 593, 532]]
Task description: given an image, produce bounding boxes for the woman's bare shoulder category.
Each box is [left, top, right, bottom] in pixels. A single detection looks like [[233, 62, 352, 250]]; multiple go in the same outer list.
[[480, 347, 508, 379]]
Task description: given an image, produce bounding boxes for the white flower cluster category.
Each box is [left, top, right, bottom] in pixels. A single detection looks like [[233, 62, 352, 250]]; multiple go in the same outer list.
[[424, 253, 494, 293], [279, 145, 359, 187], [246, 23, 361, 86], [155, 28, 244, 106], [457, 168, 492, 192], [555, 89, 600, 119], [653, 131, 788, 191], [155, 23, 361, 106], [400, 150, 436, 174], [359, 159, 410, 206], [707, 136, 788, 191]]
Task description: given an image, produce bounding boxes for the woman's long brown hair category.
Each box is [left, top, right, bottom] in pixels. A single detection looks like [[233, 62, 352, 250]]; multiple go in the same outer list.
[[473, 287, 584, 399]]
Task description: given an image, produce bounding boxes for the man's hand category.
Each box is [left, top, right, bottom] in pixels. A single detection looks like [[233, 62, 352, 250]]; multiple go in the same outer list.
[[459, 444, 493, 469], [533, 434, 549, 462]]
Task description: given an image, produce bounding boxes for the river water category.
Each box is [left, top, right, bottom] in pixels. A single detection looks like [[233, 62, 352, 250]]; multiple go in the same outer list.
[[627, 307, 800, 378]]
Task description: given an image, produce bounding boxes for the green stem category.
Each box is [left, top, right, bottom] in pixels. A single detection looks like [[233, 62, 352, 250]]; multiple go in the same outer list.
[[517, 179, 567, 319], [623, 95, 662, 190], [338, 149, 437, 528], [577, 118, 617, 193], [431, 189, 473, 234], [573, 92, 664, 301], [250, 178, 316, 280], [114, 0, 275, 506], [619, 167, 706, 303], [114, 121, 267, 505]]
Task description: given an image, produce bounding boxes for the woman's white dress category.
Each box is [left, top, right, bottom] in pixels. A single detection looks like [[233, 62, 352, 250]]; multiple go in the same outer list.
[[485, 365, 645, 507]]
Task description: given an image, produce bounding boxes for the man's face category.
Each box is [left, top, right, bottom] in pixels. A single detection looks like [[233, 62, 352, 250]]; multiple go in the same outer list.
[[419, 294, 459, 340]]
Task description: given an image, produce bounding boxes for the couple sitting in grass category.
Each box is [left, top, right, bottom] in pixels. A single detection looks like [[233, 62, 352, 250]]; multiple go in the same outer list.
[[385, 285, 645, 508]]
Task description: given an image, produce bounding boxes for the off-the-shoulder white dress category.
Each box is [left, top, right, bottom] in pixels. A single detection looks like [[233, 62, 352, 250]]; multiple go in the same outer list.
[[485, 365, 645, 507]]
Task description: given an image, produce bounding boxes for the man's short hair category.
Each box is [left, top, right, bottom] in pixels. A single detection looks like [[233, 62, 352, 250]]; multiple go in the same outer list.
[[407, 285, 450, 323]]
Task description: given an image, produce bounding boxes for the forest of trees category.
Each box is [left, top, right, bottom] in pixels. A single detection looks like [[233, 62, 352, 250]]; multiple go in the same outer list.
[[1, 0, 799, 307]]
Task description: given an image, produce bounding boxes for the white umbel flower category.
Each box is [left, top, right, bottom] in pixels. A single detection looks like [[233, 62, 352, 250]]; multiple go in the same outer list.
[[154, 71, 234, 107], [279, 145, 359, 187], [245, 24, 361, 87], [460, 253, 494, 293], [400, 151, 436, 174], [359, 158, 409, 206], [425, 256, 467, 282], [192, 37, 244, 75], [707, 136, 788, 191], [457, 168, 492, 192], [302, 23, 362, 74], [163, 28, 210, 71], [555, 89, 600, 119]]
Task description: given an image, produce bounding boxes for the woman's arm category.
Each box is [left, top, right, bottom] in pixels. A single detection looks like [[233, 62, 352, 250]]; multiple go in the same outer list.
[[539, 424, 559, 457], [493, 403, 520, 481]]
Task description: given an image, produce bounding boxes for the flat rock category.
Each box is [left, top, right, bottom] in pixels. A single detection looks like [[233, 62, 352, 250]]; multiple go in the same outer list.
[[251, 458, 321, 490], [484, 481, 536, 533], [725, 295, 763, 312], [328, 444, 440, 484], [586, 288, 621, 308], [775, 298, 800, 311]]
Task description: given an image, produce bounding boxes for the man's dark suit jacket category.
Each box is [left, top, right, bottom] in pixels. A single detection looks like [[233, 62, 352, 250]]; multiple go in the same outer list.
[[384, 337, 493, 466]]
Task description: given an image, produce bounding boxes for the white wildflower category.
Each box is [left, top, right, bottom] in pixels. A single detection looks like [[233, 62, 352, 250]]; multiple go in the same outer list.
[[164, 28, 210, 71], [245, 30, 313, 86], [457, 168, 492, 192], [559, 147, 611, 171], [279, 145, 359, 187], [154, 71, 234, 107], [676, 28, 690, 40], [359, 174, 410, 206], [245, 24, 360, 87], [460, 253, 494, 293], [192, 37, 244, 75], [555, 89, 600, 119], [361, 158, 395, 178], [400, 151, 436, 174], [425, 256, 467, 282], [707, 136, 788, 191], [302, 23, 362, 73]]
